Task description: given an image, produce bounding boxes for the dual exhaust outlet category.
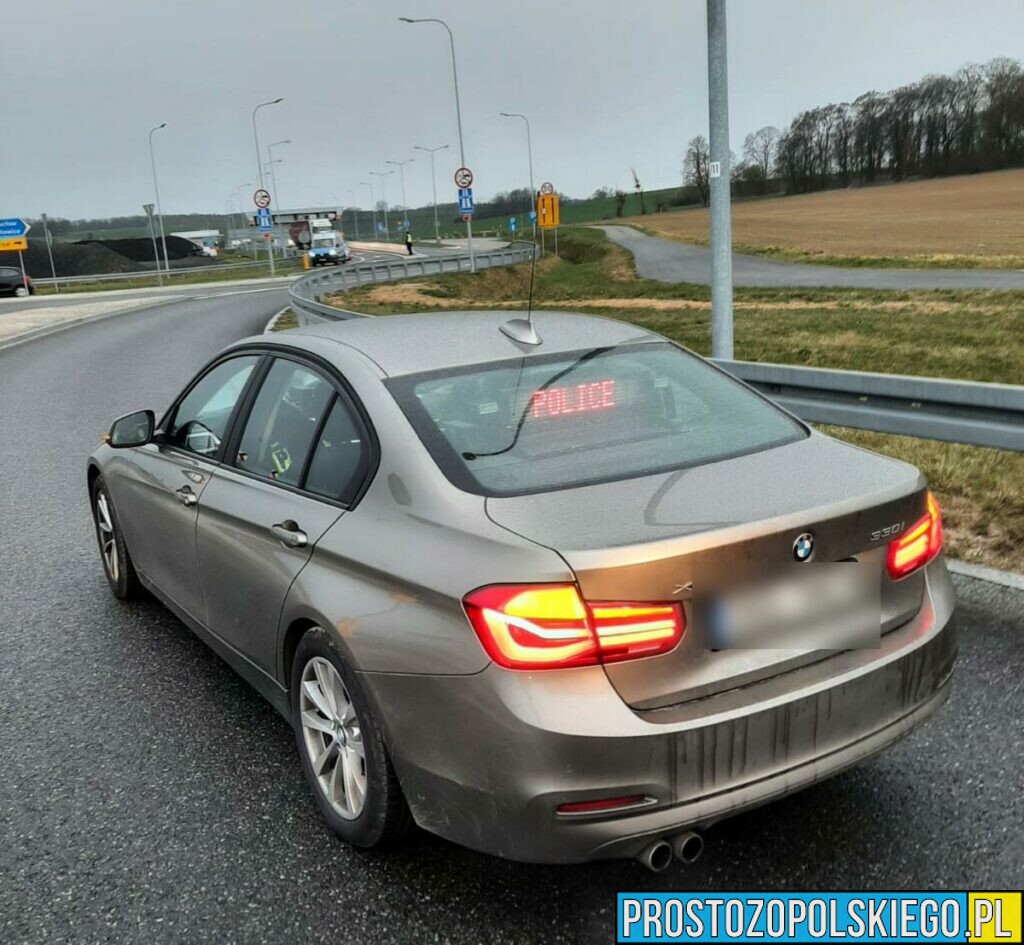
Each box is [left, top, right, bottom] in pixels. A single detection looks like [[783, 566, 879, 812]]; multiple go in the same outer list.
[[636, 830, 704, 872]]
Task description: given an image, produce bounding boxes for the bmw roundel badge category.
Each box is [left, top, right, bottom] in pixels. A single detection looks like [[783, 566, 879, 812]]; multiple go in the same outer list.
[[793, 532, 815, 562]]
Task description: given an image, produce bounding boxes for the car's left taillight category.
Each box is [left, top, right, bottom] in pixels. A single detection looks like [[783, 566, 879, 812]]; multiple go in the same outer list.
[[886, 491, 943, 581], [462, 583, 684, 670]]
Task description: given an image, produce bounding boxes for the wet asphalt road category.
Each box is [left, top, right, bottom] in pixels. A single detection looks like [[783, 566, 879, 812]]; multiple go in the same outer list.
[[0, 292, 1022, 945], [599, 224, 1024, 290]]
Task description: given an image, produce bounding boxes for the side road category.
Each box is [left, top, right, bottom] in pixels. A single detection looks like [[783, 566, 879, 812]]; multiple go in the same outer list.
[[0, 278, 297, 349], [599, 224, 1024, 290]]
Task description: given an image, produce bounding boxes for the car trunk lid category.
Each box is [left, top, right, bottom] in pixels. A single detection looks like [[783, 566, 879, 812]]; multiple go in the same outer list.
[[485, 433, 929, 709]]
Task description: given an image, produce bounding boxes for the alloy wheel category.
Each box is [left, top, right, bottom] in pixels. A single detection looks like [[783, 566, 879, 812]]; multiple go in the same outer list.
[[299, 656, 367, 819], [95, 491, 119, 582]]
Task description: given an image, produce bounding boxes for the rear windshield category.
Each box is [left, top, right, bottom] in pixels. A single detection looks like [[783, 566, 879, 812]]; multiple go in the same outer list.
[[387, 342, 806, 496]]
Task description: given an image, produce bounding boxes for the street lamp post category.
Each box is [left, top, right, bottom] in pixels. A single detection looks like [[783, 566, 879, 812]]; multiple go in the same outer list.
[[40, 213, 58, 291], [148, 122, 170, 274], [142, 203, 163, 286], [267, 138, 290, 256], [414, 144, 449, 244], [238, 183, 253, 257], [251, 97, 283, 275], [500, 112, 535, 241], [361, 181, 377, 239], [385, 158, 415, 234], [346, 189, 360, 240], [399, 17, 475, 271], [370, 170, 394, 241]]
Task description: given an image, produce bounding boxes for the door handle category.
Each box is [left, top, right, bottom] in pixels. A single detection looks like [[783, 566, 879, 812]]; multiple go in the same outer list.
[[175, 486, 198, 508], [270, 520, 308, 549]]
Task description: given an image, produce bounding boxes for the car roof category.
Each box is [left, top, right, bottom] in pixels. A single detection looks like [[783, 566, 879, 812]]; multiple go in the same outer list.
[[284, 310, 658, 377]]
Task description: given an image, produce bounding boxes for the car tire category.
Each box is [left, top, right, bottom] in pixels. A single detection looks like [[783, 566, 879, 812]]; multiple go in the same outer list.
[[90, 475, 143, 600], [292, 627, 412, 849], [14, 285, 29, 297]]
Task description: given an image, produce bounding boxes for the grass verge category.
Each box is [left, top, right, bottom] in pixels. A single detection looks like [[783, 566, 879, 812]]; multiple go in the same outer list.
[[323, 226, 1024, 572]]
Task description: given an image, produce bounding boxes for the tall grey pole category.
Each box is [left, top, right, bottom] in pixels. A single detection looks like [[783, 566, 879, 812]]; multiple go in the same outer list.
[[252, 98, 282, 275], [385, 158, 414, 233], [268, 138, 290, 256], [415, 145, 449, 244], [346, 189, 360, 240], [143, 203, 163, 286], [500, 112, 535, 241], [40, 213, 58, 292], [265, 158, 284, 257], [148, 123, 170, 274], [361, 181, 377, 239], [707, 0, 734, 360], [370, 171, 393, 241], [400, 18, 475, 271]]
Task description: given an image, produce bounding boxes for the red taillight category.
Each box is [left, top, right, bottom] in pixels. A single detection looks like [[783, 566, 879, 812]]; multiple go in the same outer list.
[[462, 584, 684, 670], [886, 491, 943, 581], [556, 794, 650, 815]]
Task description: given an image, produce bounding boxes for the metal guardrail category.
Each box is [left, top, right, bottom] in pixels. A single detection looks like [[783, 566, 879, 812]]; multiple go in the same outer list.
[[712, 360, 1024, 452], [286, 245, 1023, 453], [32, 257, 295, 289], [288, 242, 536, 323]]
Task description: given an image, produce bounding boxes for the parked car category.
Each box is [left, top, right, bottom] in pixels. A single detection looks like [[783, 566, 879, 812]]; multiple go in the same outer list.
[[87, 311, 955, 868], [0, 266, 33, 297]]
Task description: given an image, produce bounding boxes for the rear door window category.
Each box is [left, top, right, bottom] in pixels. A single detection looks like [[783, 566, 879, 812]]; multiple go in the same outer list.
[[304, 398, 368, 503], [387, 342, 806, 496]]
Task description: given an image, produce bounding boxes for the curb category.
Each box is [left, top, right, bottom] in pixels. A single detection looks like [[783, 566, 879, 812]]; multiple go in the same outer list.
[[0, 297, 183, 353], [947, 558, 1024, 592], [264, 306, 292, 333]]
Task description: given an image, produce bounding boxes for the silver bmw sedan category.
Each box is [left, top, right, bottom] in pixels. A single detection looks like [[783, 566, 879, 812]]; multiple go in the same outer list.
[[87, 310, 955, 870]]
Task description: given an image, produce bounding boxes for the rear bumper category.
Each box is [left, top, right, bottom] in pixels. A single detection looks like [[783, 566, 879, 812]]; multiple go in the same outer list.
[[362, 560, 956, 863]]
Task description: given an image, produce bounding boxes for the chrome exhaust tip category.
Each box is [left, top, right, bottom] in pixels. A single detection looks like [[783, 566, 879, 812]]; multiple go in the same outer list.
[[636, 839, 674, 872], [671, 830, 704, 864]]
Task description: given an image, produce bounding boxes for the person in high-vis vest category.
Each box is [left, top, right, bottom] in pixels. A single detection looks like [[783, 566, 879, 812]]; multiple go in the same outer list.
[[405, 231, 413, 255]]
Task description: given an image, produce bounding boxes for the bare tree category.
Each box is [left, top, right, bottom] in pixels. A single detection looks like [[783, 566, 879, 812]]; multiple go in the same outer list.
[[683, 135, 711, 205], [741, 126, 780, 190]]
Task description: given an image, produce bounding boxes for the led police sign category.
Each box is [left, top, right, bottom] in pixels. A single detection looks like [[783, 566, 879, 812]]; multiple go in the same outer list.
[[529, 380, 616, 419]]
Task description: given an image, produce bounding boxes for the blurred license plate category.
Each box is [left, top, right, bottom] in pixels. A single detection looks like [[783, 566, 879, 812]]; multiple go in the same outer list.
[[697, 562, 880, 650]]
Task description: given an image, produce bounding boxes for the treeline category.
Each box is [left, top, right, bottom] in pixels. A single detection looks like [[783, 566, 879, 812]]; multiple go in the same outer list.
[[684, 57, 1024, 201]]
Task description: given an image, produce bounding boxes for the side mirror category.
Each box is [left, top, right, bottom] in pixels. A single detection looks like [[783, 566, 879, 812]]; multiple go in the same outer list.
[[107, 409, 155, 448]]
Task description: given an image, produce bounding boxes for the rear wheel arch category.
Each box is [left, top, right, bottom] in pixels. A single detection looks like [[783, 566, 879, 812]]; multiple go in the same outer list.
[[281, 617, 319, 696]]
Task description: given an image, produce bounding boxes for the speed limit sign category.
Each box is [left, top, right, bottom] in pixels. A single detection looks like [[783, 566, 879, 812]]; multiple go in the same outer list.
[[539, 181, 554, 195], [454, 166, 473, 188], [253, 188, 271, 209]]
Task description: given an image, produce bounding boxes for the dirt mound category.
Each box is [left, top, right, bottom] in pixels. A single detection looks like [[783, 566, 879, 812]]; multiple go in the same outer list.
[[75, 235, 202, 263]]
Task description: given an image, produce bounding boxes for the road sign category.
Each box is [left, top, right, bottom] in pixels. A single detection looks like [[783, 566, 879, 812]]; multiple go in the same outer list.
[[255, 207, 272, 232], [537, 193, 560, 229], [539, 181, 554, 196], [509, 216, 517, 232], [461, 214, 472, 223], [529, 211, 537, 223], [0, 218, 30, 238], [458, 187, 475, 215], [253, 188, 272, 209], [454, 166, 473, 188], [0, 237, 28, 252]]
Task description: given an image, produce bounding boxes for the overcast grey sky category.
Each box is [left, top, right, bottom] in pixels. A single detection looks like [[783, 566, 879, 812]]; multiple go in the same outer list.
[[4, 0, 1022, 219]]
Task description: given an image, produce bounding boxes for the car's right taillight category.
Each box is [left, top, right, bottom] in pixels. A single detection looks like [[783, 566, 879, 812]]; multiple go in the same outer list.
[[886, 491, 943, 581], [462, 584, 684, 670]]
